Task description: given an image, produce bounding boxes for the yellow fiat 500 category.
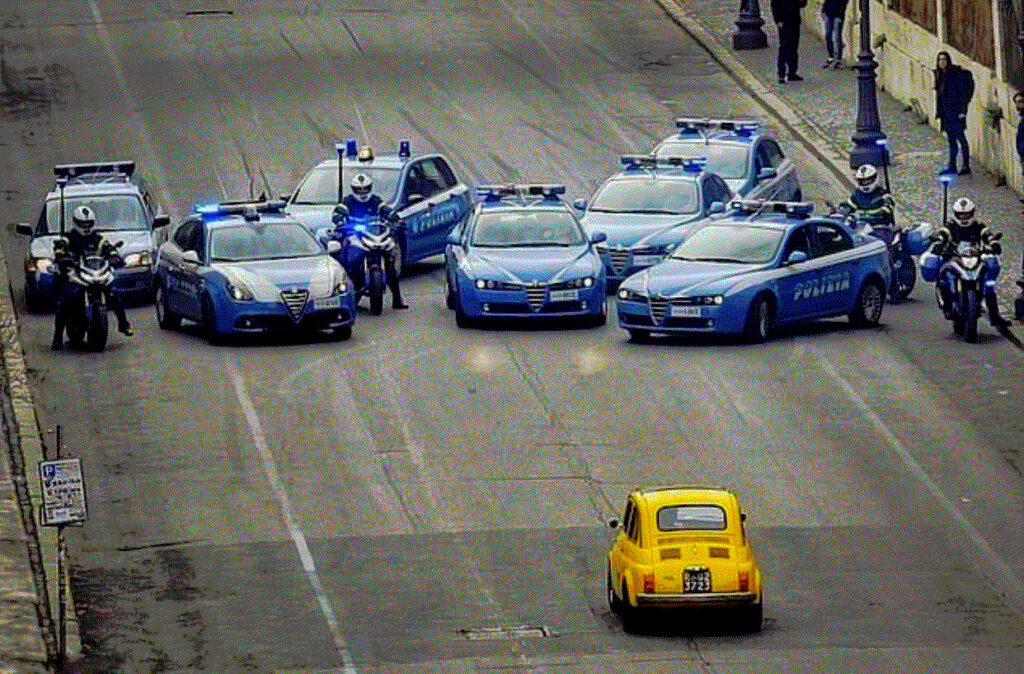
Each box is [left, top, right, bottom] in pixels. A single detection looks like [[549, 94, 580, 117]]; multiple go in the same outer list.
[[607, 485, 762, 631]]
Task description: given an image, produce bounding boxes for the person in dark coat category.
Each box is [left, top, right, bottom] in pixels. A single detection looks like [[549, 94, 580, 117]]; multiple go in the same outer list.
[[1015, 92, 1024, 188], [821, 0, 849, 68], [934, 51, 975, 175], [772, 0, 807, 84]]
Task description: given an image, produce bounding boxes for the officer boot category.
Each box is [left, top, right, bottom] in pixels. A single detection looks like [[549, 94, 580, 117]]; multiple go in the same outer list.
[[108, 292, 133, 335], [51, 313, 65, 351], [986, 293, 1010, 328], [391, 285, 408, 310]]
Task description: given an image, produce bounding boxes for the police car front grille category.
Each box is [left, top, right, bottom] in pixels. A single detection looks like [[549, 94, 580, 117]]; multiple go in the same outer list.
[[280, 289, 308, 321], [648, 297, 668, 324], [608, 249, 630, 273], [525, 286, 546, 311]]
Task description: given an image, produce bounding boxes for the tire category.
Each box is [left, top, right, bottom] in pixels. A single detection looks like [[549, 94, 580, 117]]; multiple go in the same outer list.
[[607, 567, 623, 615], [86, 305, 108, 352], [849, 279, 884, 328], [743, 295, 773, 343], [202, 296, 225, 345], [333, 324, 352, 341], [445, 276, 456, 310], [368, 267, 385, 316], [154, 283, 180, 330], [739, 599, 763, 633], [627, 329, 650, 342], [963, 287, 979, 343], [619, 581, 638, 632]]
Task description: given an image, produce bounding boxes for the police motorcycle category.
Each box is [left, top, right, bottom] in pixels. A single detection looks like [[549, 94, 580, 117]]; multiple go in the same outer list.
[[921, 233, 1003, 343], [825, 200, 931, 303], [61, 241, 125, 351], [319, 205, 399, 315]]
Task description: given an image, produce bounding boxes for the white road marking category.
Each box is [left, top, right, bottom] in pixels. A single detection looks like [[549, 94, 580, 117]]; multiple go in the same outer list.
[[87, 0, 177, 217], [225, 358, 357, 673], [816, 351, 1024, 615]]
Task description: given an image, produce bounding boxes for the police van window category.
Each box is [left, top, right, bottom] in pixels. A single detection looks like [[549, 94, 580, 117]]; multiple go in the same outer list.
[[783, 227, 812, 257], [173, 221, 196, 250], [419, 160, 448, 197], [813, 223, 853, 257], [764, 140, 785, 168], [433, 158, 458, 189], [704, 176, 730, 206], [754, 143, 772, 174], [404, 164, 429, 201]]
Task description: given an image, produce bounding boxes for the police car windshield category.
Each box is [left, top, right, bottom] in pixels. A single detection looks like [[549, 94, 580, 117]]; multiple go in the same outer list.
[[471, 210, 586, 247], [45, 195, 147, 233], [209, 223, 324, 262], [291, 167, 400, 205], [589, 179, 698, 216], [671, 224, 782, 264], [655, 141, 748, 179]]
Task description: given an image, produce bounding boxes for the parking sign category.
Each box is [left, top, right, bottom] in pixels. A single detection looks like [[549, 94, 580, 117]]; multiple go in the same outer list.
[[38, 459, 87, 526]]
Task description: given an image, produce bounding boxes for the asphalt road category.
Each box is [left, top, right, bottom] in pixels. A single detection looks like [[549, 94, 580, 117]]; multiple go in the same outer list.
[[2, 1, 1023, 671]]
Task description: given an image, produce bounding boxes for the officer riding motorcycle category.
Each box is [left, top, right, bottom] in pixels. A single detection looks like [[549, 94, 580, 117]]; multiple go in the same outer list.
[[331, 173, 407, 310], [925, 197, 1008, 328], [51, 205, 133, 350]]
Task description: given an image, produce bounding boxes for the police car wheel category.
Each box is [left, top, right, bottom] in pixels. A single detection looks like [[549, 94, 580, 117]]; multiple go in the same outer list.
[[154, 283, 180, 330], [202, 296, 225, 345], [333, 324, 352, 341], [445, 276, 456, 310], [743, 295, 773, 343], [850, 279, 884, 328]]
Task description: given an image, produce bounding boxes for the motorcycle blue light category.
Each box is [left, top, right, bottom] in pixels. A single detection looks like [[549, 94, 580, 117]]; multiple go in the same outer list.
[[345, 139, 358, 158], [195, 203, 221, 215], [398, 139, 411, 158]]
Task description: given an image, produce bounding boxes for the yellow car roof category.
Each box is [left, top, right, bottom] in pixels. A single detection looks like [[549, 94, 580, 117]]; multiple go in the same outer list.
[[637, 486, 737, 511]]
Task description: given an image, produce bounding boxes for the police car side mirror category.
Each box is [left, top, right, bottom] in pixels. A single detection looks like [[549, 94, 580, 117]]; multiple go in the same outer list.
[[572, 198, 587, 211], [608, 518, 620, 529], [406, 193, 424, 206], [446, 231, 462, 247], [152, 214, 170, 229], [590, 231, 607, 244], [709, 201, 726, 215], [14, 223, 34, 237], [181, 250, 200, 266], [785, 250, 809, 265], [326, 240, 342, 254], [758, 167, 778, 180]]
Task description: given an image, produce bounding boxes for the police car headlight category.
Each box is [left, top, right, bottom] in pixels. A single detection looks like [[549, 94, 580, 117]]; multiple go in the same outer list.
[[227, 281, 254, 301], [27, 257, 54, 274], [122, 252, 153, 268], [582, 277, 594, 287], [697, 295, 724, 305], [333, 280, 348, 295], [475, 279, 498, 290], [617, 288, 645, 302]]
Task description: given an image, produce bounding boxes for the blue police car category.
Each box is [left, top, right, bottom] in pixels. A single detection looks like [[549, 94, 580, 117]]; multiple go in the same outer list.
[[15, 161, 168, 310], [653, 118, 802, 202], [574, 155, 732, 286], [444, 184, 608, 327], [153, 199, 356, 342], [286, 139, 471, 276], [616, 201, 891, 342]]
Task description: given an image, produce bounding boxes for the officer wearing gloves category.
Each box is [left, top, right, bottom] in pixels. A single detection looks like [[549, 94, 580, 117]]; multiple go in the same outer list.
[[839, 164, 896, 242], [928, 197, 1008, 327], [51, 205, 133, 350], [335, 173, 407, 309]]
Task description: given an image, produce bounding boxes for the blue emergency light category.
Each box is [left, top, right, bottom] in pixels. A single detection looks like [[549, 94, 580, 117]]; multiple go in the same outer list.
[[345, 139, 358, 158], [620, 154, 659, 169], [54, 161, 136, 181], [194, 199, 288, 219], [731, 199, 813, 217], [659, 157, 707, 172], [675, 117, 760, 137], [477, 184, 566, 202], [398, 139, 411, 158]]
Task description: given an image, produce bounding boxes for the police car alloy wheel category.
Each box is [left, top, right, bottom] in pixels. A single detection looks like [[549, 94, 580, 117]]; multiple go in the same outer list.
[[154, 283, 180, 330]]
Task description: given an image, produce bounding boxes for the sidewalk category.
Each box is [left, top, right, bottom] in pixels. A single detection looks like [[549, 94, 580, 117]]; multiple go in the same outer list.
[[654, 0, 1024, 320]]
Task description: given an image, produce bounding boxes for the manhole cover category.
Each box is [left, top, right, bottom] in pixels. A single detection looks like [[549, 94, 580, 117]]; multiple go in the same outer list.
[[458, 626, 555, 640]]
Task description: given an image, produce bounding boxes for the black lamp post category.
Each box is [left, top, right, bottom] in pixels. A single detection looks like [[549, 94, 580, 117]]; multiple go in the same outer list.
[[849, 0, 888, 168], [733, 0, 768, 50], [1015, 30, 1024, 320]]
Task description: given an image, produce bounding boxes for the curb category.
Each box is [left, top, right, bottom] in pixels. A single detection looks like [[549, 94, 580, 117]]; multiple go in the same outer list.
[[0, 244, 81, 670]]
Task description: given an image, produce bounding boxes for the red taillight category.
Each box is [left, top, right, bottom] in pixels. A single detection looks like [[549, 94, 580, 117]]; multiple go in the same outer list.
[[644, 573, 655, 593], [738, 570, 749, 592]]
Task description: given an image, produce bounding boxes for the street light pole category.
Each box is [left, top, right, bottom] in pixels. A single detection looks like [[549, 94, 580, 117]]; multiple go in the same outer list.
[[849, 0, 888, 169], [733, 0, 768, 50], [1015, 29, 1024, 320]]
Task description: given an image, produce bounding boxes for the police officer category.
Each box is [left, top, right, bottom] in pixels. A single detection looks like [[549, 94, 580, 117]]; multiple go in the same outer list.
[[338, 173, 407, 309], [929, 197, 1008, 327], [839, 164, 896, 241], [51, 205, 133, 350]]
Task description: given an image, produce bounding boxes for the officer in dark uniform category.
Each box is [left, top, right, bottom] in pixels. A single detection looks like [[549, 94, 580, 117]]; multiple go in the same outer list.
[[51, 205, 133, 350]]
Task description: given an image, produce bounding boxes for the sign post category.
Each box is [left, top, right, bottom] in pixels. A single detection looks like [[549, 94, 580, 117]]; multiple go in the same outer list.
[[38, 426, 87, 670]]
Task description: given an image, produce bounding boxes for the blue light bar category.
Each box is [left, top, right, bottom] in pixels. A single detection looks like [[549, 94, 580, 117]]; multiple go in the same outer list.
[[345, 138, 358, 158], [476, 184, 566, 201], [674, 117, 760, 136], [193, 199, 288, 218], [54, 161, 136, 180], [398, 139, 411, 158], [730, 200, 814, 217], [620, 154, 658, 169], [659, 156, 707, 172]]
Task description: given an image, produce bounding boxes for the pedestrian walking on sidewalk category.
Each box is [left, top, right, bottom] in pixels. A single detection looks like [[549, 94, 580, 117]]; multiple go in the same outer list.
[[821, 0, 849, 68], [772, 0, 808, 83], [934, 51, 975, 175]]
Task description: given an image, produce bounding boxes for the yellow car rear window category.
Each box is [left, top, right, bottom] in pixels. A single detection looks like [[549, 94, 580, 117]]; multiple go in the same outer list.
[[657, 504, 727, 531]]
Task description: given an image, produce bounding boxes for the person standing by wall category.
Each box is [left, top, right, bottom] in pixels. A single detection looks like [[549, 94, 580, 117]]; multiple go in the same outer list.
[[772, 0, 808, 84], [1015, 91, 1024, 210], [934, 51, 975, 175], [821, 0, 849, 69]]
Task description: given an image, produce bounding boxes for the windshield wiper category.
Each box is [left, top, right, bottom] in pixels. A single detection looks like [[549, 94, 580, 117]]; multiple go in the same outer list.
[[629, 209, 680, 215], [692, 257, 750, 263]]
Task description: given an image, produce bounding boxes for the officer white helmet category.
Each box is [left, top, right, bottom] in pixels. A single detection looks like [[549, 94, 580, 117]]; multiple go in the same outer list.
[[351, 173, 373, 202], [854, 164, 880, 194], [951, 197, 975, 227], [71, 205, 96, 236]]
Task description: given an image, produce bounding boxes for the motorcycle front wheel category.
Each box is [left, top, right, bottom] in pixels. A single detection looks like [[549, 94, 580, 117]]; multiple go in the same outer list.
[[962, 287, 979, 343], [368, 267, 385, 316], [86, 303, 108, 351]]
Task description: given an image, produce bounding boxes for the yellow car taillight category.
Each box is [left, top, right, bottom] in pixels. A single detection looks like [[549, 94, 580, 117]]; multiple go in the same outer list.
[[644, 573, 655, 593], [738, 570, 749, 592]]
